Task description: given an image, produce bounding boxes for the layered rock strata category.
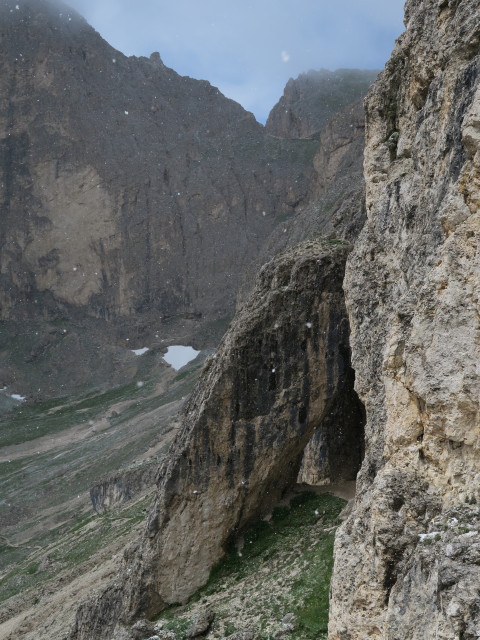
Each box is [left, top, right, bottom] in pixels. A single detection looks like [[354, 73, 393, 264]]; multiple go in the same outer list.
[[244, 100, 368, 486], [330, 0, 480, 637], [71, 238, 365, 639], [251, 99, 368, 272]]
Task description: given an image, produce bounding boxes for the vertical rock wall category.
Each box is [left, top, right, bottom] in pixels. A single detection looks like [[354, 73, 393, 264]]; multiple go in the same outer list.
[[330, 1, 480, 638], [0, 0, 315, 326]]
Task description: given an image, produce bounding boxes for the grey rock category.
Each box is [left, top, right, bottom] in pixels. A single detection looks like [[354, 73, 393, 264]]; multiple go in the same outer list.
[[224, 632, 256, 640], [131, 619, 156, 639], [185, 609, 215, 638], [110, 629, 134, 640], [281, 614, 295, 625], [266, 69, 378, 139], [70, 238, 365, 638], [90, 460, 161, 514], [154, 633, 175, 640], [330, 0, 480, 638], [0, 0, 316, 336]]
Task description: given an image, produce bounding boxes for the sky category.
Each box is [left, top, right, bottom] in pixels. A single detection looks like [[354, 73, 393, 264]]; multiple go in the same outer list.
[[64, 0, 406, 123]]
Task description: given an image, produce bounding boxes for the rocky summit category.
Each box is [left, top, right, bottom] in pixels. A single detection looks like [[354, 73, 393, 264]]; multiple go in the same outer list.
[[0, 0, 478, 639]]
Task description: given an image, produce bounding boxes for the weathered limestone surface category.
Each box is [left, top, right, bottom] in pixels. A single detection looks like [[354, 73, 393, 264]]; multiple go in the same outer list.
[[330, 1, 480, 637], [239, 99, 367, 316], [70, 238, 364, 639]]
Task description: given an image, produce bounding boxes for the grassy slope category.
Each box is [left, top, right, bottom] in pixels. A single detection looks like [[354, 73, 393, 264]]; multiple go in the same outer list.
[[157, 491, 346, 640], [0, 354, 206, 615]]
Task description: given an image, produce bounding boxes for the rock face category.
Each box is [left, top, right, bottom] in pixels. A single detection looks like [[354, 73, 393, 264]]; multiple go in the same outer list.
[[0, 0, 316, 328], [266, 69, 378, 139], [90, 459, 161, 514], [250, 100, 368, 271], [243, 100, 368, 488], [70, 238, 365, 639], [330, 0, 480, 638]]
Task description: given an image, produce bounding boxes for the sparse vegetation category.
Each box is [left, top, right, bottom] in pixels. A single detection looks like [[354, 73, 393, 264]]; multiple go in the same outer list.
[[155, 491, 346, 640]]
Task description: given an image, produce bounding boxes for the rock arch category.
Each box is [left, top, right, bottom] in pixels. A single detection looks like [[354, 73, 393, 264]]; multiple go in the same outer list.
[[71, 239, 365, 639]]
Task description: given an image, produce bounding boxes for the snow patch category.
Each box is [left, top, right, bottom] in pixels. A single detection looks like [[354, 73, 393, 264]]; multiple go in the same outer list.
[[10, 394, 26, 401], [131, 347, 149, 356], [0, 387, 26, 402], [163, 345, 200, 371], [418, 532, 441, 541]]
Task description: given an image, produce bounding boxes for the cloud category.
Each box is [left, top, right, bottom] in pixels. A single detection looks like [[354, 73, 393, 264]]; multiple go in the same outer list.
[[64, 0, 405, 122]]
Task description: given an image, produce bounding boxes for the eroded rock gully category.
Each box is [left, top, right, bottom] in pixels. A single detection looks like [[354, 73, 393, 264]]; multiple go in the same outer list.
[[329, 0, 480, 638], [70, 239, 365, 639]]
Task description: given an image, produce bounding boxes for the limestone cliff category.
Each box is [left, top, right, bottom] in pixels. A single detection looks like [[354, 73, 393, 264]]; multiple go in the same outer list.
[[90, 459, 162, 514], [330, 0, 480, 638], [70, 238, 364, 639], [0, 0, 316, 328], [254, 100, 368, 267], [266, 69, 378, 139]]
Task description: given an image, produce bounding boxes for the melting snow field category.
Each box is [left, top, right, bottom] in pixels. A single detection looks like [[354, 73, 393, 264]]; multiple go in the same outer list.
[[163, 345, 200, 371]]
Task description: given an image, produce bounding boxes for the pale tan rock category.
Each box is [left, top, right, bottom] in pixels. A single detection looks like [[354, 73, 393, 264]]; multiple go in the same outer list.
[[330, 0, 480, 637]]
